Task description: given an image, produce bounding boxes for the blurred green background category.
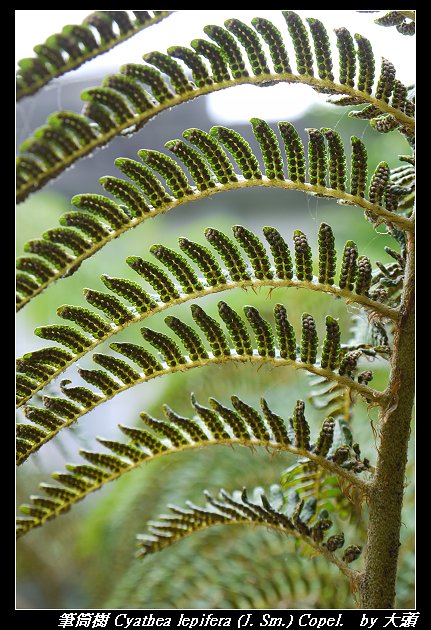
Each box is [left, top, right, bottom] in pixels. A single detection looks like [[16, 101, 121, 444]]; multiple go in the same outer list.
[[16, 21, 414, 609]]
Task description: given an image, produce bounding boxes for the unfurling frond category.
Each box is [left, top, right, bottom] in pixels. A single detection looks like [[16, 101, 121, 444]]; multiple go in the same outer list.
[[16, 11, 174, 101], [17, 393, 370, 536], [17, 223, 398, 408], [17, 13, 414, 203], [17, 119, 411, 310]]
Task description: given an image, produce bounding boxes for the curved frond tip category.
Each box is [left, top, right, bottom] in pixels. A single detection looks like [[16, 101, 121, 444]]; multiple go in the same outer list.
[[16, 11, 414, 202], [16, 119, 413, 310], [16, 11, 174, 101], [17, 393, 370, 535]]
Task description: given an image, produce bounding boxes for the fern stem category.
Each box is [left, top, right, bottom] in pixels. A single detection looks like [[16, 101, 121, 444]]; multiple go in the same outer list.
[[16, 73, 414, 203], [17, 353, 385, 465], [16, 12, 175, 102], [359, 228, 415, 608], [17, 177, 412, 312], [16, 435, 369, 531], [16, 277, 398, 408]]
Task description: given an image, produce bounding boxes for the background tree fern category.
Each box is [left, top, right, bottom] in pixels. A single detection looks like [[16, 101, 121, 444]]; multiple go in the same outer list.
[[16, 10, 415, 610]]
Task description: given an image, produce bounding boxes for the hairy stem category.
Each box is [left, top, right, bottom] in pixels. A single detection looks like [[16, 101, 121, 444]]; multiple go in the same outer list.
[[359, 227, 415, 608]]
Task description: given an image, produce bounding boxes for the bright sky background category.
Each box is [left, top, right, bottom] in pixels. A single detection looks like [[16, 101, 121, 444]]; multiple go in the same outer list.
[[15, 10, 415, 122]]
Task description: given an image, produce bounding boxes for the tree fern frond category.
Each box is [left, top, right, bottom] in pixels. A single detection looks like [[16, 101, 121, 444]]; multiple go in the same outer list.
[[321, 128, 346, 191], [293, 230, 313, 281], [251, 118, 285, 180], [16, 11, 174, 101], [306, 18, 334, 82], [106, 524, 353, 608], [339, 241, 358, 291], [204, 227, 250, 281], [369, 162, 391, 210], [17, 392, 370, 536], [17, 120, 413, 309], [300, 314, 318, 365], [149, 245, 204, 293], [244, 306, 275, 358], [17, 303, 385, 464], [292, 400, 311, 450], [17, 223, 400, 407], [135, 485, 361, 576], [16, 13, 414, 202], [210, 126, 262, 180], [282, 11, 314, 77]]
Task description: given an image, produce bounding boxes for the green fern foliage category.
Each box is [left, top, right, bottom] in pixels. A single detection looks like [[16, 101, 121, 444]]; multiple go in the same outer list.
[[16, 301, 383, 465], [16, 12, 174, 102], [17, 393, 370, 536], [16, 119, 413, 311], [16, 223, 399, 408], [16, 8, 415, 610], [135, 485, 361, 564], [16, 11, 414, 203], [104, 523, 354, 608]]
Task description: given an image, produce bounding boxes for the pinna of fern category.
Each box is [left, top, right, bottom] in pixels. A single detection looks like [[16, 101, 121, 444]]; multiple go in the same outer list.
[[16, 10, 415, 203], [85, 426, 359, 609], [16, 221, 399, 408], [105, 524, 353, 608], [17, 391, 370, 541], [135, 485, 362, 576], [16, 298, 387, 466], [16, 118, 413, 311], [16, 11, 174, 101]]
